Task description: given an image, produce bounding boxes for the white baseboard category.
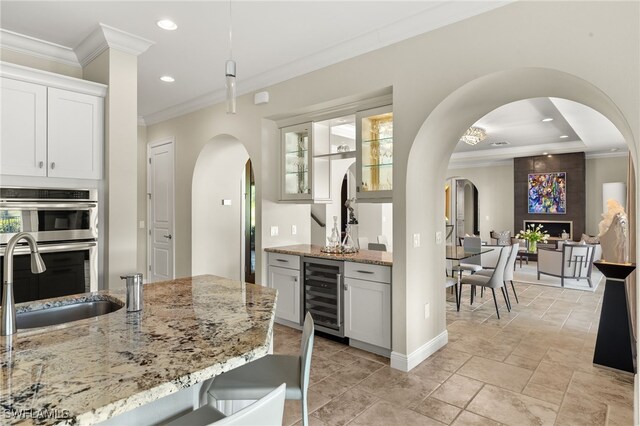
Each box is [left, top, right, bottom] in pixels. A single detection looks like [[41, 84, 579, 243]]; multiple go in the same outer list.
[[390, 330, 448, 372]]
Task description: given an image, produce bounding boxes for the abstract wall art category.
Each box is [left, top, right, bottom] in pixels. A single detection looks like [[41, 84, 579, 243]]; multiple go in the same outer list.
[[528, 172, 567, 214]]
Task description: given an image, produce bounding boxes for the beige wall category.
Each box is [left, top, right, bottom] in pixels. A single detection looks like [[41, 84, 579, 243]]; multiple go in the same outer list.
[[145, 1, 639, 363], [586, 155, 629, 236], [447, 156, 628, 243], [0, 48, 82, 78], [137, 125, 147, 274], [191, 135, 249, 280], [84, 49, 139, 289]]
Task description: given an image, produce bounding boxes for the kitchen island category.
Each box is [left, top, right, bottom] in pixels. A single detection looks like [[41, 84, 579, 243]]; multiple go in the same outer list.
[[0, 275, 277, 425]]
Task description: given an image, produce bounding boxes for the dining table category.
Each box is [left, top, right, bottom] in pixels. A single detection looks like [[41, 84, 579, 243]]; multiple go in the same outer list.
[[445, 245, 494, 260]]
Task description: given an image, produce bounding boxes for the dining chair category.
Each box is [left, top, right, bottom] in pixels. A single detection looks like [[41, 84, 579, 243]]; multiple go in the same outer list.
[[357, 237, 370, 250], [166, 383, 286, 426], [207, 312, 314, 426], [452, 236, 483, 278], [476, 243, 519, 304], [445, 276, 460, 311], [368, 243, 387, 251], [458, 246, 511, 318]]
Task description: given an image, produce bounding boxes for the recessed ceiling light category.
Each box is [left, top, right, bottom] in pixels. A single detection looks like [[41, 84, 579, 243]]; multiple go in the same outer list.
[[547, 155, 553, 158], [559, 135, 569, 139], [542, 152, 548, 155], [160, 75, 175, 83], [611, 148, 620, 152], [157, 19, 177, 31], [541, 118, 554, 122]]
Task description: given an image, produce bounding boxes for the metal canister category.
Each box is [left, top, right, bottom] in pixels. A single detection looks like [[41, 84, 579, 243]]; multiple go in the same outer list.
[[120, 273, 143, 312]]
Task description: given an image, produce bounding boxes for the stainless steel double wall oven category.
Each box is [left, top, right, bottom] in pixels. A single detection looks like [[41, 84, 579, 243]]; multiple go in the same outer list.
[[0, 187, 98, 303]]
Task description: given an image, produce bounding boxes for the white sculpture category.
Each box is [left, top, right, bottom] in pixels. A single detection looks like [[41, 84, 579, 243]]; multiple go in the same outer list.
[[598, 199, 629, 263]]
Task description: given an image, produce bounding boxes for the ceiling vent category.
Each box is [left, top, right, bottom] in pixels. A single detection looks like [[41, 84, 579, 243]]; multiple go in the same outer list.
[[490, 141, 510, 147]]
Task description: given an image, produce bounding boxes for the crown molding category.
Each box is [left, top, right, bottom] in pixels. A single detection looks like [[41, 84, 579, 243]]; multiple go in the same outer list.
[[75, 23, 155, 67], [142, 1, 514, 125], [0, 61, 107, 97], [0, 29, 80, 68]]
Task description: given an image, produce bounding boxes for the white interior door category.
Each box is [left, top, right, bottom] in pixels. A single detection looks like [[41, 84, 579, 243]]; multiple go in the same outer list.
[[148, 138, 175, 282]]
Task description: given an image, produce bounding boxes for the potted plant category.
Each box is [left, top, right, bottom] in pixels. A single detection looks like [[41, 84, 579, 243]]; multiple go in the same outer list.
[[516, 224, 550, 253]]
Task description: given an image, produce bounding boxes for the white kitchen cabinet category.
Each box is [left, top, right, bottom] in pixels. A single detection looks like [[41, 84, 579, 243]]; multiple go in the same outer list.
[[268, 252, 301, 324], [344, 264, 391, 350], [0, 78, 47, 176], [0, 63, 106, 180], [47, 88, 103, 179]]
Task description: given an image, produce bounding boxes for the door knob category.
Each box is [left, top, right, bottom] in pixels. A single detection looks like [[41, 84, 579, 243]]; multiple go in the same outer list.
[[163, 234, 172, 240], [38, 161, 44, 168]]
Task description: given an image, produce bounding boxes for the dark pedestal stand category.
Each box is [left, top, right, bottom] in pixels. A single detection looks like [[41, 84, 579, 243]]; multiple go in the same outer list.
[[592, 261, 636, 373]]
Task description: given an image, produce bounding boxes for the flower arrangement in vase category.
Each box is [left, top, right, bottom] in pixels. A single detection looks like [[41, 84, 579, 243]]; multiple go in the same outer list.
[[516, 224, 550, 253]]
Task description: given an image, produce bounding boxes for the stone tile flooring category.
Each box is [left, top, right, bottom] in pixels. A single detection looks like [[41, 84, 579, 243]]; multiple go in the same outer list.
[[273, 279, 635, 425]]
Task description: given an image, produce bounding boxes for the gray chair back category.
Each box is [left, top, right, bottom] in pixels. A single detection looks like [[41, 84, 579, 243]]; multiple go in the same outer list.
[[300, 312, 315, 395], [368, 243, 387, 251], [484, 246, 510, 288], [562, 243, 595, 278], [216, 383, 286, 426], [503, 243, 519, 281], [462, 236, 482, 266]]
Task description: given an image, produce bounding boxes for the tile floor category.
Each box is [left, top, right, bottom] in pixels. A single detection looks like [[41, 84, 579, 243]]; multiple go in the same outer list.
[[273, 278, 635, 425]]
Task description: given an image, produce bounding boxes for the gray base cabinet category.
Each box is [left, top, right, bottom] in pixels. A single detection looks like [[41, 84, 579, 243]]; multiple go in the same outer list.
[[344, 263, 391, 349], [267, 253, 301, 324]]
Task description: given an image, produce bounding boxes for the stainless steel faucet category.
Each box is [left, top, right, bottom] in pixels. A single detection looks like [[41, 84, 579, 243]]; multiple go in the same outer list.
[[2, 232, 46, 336]]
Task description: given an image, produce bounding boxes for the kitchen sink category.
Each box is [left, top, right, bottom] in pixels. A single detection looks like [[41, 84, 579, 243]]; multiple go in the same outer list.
[[16, 300, 123, 329]]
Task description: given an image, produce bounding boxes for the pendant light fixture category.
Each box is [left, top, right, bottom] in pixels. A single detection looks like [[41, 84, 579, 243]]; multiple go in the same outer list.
[[225, 0, 237, 114]]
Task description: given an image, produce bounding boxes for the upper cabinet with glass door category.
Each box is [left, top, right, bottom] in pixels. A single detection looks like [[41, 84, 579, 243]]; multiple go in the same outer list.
[[280, 122, 331, 202], [356, 105, 393, 201]]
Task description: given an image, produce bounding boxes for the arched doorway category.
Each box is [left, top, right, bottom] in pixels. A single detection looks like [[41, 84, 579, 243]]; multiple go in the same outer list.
[[192, 134, 252, 281], [399, 67, 636, 370]]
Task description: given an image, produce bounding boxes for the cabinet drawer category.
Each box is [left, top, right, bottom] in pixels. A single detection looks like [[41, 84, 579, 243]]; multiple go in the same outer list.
[[345, 262, 391, 283], [268, 253, 300, 270]]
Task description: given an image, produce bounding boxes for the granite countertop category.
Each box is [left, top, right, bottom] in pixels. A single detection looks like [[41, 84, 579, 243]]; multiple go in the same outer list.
[[265, 244, 393, 266], [0, 275, 277, 425]]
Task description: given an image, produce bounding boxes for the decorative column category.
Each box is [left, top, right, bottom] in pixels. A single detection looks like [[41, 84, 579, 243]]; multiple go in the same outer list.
[[592, 260, 636, 373]]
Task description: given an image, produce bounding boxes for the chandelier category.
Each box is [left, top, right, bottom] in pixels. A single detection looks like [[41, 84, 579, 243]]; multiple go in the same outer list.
[[460, 127, 487, 146]]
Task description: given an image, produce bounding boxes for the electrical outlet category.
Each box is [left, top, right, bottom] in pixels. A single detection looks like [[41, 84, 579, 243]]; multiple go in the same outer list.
[[291, 225, 297, 235], [270, 226, 279, 237], [435, 231, 443, 244], [424, 303, 430, 319], [413, 233, 421, 248]]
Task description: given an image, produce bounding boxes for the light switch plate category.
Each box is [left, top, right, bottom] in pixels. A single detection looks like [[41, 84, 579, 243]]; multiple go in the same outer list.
[[424, 303, 430, 319], [291, 225, 297, 235], [138, 220, 145, 229], [413, 233, 421, 248], [435, 231, 443, 244], [270, 226, 279, 237]]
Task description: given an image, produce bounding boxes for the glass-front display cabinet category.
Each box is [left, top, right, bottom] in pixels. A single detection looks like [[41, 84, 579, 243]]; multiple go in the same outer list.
[[280, 122, 330, 202], [356, 105, 393, 201]]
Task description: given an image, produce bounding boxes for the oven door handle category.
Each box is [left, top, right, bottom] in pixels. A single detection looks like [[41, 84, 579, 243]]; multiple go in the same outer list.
[[0, 202, 97, 209], [0, 241, 97, 256]]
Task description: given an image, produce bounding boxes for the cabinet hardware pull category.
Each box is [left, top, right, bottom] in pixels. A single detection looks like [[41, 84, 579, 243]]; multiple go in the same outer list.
[[163, 234, 172, 239], [356, 270, 374, 274], [293, 276, 298, 282], [50, 162, 56, 170], [276, 259, 288, 262], [39, 161, 44, 168]]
